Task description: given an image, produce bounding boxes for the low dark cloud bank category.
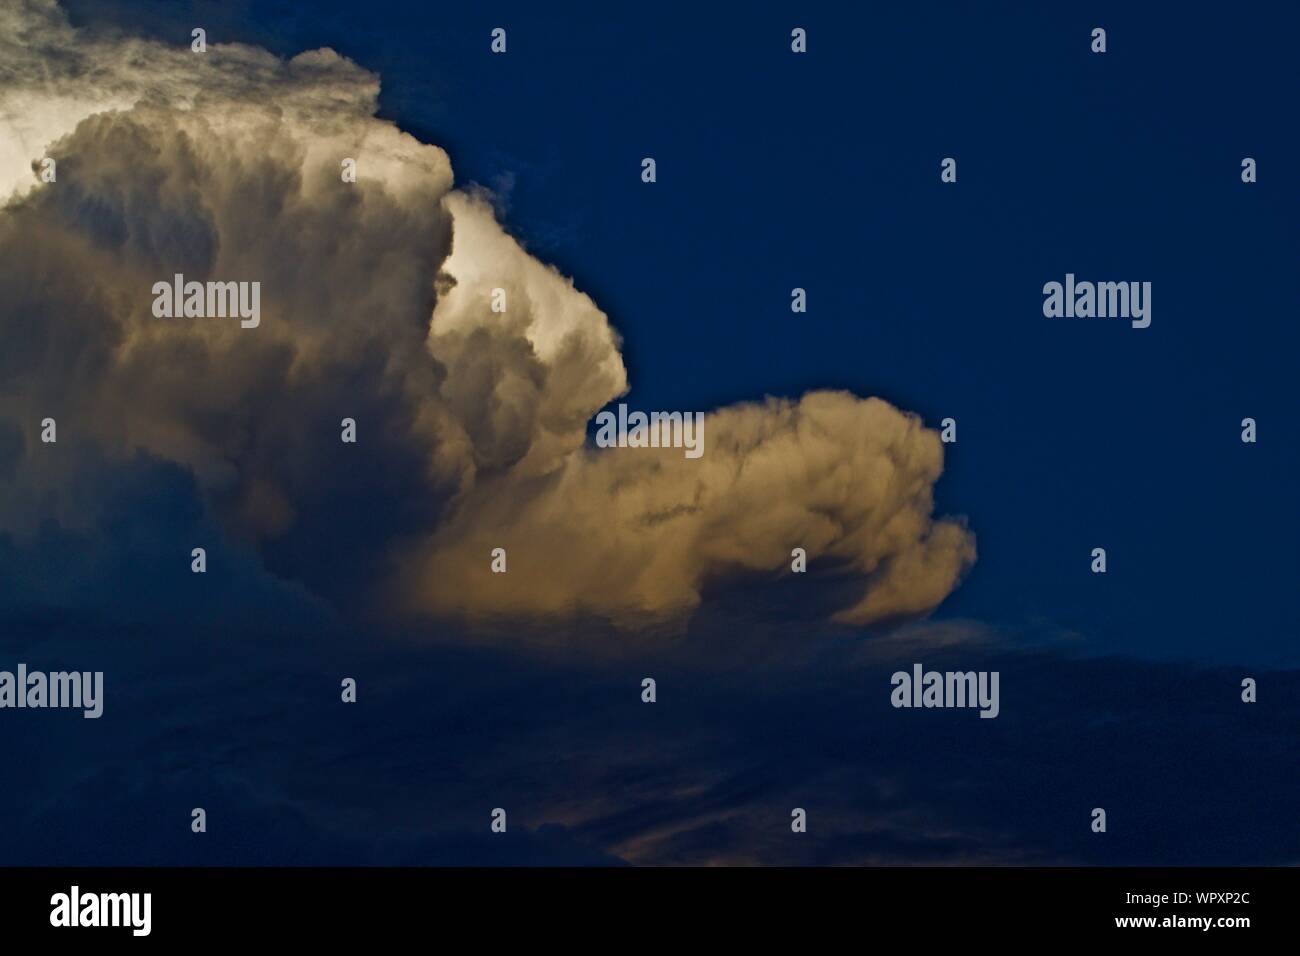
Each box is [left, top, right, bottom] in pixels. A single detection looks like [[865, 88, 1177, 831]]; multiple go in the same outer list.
[[1, 618, 1293, 865]]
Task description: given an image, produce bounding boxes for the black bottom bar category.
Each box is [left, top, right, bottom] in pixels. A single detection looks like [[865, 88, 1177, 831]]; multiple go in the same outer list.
[[1, 866, 1289, 942]]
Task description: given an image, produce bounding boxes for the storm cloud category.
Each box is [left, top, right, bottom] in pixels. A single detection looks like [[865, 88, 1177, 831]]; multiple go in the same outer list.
[[0, 0, 974, 630]]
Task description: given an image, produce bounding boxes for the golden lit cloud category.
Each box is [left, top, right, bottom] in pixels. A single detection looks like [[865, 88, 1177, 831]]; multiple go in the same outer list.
[[0, 0, 973, 631]]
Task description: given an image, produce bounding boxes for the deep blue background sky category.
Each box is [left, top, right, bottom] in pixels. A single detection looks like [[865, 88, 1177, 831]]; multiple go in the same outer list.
[[9, 0, 1294, 866]]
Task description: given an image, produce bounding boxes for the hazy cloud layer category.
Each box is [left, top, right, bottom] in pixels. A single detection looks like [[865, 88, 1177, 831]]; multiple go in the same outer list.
[[0, 0, 973, 630], [4, 615, 1296, 865]]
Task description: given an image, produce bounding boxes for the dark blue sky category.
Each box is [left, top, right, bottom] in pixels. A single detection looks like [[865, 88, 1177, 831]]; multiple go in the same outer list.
[[7, 0, 1294, 866]]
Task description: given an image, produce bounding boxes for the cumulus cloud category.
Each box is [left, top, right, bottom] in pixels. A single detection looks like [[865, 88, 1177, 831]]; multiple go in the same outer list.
[[0, 0, 974, 631], [398, 381, 974, 625]]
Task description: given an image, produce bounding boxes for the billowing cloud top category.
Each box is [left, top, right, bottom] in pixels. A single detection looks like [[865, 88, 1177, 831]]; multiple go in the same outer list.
[[0, 0, 974, 631]]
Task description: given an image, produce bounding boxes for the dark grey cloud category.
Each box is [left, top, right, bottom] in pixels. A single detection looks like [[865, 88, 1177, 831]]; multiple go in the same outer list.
[[2, 616, 1293, 865]]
